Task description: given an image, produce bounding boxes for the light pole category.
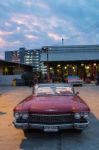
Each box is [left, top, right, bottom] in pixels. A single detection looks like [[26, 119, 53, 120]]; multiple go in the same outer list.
[[42, 47, 50, 82], [47, 48, 50, 82], [62, 38, 64, 45]]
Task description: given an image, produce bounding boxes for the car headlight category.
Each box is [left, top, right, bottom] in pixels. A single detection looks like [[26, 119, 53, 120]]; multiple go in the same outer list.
[[14, 112, 20, 119], [74, 113, 81, 119], [22, 113, 29, 119], [83, 112, 89, 118]]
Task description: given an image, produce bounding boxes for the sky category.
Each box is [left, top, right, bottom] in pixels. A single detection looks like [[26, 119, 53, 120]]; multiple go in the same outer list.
[[0, 0, 99, 59]]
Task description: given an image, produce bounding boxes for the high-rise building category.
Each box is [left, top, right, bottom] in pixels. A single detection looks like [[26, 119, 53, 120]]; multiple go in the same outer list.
[[5, 48, 41, 71]]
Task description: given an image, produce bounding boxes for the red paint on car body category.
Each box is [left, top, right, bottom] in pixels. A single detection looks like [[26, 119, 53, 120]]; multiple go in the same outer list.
[[14, 95, 90, 114]]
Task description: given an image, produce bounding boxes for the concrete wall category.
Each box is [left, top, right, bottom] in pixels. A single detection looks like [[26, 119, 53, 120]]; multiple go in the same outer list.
[[0, 74, 21, 85]]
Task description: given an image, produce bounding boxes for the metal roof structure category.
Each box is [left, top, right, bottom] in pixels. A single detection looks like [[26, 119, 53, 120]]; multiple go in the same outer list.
[[0, 59, 32, 73], [0, 59, 32, 67], [41, 45, 99, 62]]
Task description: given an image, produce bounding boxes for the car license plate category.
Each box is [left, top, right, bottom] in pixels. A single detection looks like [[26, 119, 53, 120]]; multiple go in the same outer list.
[[44, 126, 58, 132]]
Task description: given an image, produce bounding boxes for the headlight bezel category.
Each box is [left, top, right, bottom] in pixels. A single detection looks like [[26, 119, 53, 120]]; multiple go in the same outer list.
[[14, 112, 20, 119], [21, 113, 29, 119], [74, 112, 81, 119], [14, 112, 29, 119], [74, 112, 89, 119], [81, 112, 89, 118]]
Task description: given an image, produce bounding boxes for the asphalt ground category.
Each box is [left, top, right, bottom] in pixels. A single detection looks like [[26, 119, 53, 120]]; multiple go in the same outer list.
[[0, 84, 99, 150]]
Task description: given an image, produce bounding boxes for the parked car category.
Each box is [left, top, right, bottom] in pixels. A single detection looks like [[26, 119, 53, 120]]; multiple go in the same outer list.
[[64, 75, 83, 86], [13, 83, 90, 132]]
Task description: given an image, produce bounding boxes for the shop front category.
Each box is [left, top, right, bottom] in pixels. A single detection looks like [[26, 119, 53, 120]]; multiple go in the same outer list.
[[41, 45, 99, 82], [47, 61, 99, 82]]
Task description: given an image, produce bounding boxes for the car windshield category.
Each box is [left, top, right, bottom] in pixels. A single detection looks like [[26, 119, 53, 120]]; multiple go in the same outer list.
[[35, 84, 74, 96], [68, 76, 79, 79]]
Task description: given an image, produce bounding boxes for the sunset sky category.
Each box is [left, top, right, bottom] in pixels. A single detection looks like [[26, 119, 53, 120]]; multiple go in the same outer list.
[[0, 0, 99, 59]]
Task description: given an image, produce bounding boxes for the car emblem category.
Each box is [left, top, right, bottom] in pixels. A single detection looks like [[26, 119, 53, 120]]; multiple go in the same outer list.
[[47, 109, 57, 112]]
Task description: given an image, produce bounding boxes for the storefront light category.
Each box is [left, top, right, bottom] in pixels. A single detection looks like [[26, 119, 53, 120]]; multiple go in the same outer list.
[[85, 66, 90, 69], [50, 67, 53, 70], [64, 66, 67, 69], [93, 63, 96, 66], [57, 64, 60, 67]]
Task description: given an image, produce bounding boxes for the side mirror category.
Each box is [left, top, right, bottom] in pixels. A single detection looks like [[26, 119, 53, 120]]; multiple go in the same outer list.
[[75, 91, 79, 96]]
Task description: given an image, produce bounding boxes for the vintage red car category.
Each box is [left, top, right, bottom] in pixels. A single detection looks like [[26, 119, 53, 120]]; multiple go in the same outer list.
[[13, 83, 90, 132]]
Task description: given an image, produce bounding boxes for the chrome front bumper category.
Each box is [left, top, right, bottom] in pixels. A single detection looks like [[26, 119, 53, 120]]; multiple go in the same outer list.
[[70, 82, 83, 86], [13, 120, 89, 131]]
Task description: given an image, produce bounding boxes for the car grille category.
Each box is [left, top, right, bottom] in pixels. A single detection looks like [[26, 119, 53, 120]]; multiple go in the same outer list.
[[28, 114, 75, 124]]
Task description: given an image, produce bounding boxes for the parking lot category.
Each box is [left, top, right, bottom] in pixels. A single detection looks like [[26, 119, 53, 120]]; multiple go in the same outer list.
[[0, 84, 99, 150]]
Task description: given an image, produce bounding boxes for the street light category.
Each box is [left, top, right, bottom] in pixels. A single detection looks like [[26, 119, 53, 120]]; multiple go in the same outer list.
[[62, 38, 64, 45], [42, 47, 50, 82]]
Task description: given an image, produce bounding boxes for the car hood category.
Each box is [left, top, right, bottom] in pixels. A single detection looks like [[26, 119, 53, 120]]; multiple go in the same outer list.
[[18, 95, 89, 114]]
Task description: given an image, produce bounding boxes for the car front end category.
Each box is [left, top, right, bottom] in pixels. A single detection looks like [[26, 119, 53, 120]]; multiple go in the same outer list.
[[69, 80, 83, 86], [13, 111, 90, 132]]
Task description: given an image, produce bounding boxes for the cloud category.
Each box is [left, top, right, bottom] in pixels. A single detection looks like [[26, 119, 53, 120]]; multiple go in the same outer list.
[[16, 26, 21, 31], [48, 32, 62, 41], [0, 0, 99, 55], [0, 51, 4, 59], [7, 40, 21, 46], [0, 30, 13, 36], [0, 36, 21, 49], [23, 0, 49, 9], [25, 34, 39, 40], [11, 15, 27, 25], [4, 22, 12, 27], [0, 37, 5, 46]]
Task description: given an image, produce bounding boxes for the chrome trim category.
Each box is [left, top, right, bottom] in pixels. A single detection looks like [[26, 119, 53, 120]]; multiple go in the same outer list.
[[71, 82, 83, 85], [13, 121, 28, 129], [13, 120, 89, 131], [29, 113, 74, 116], [74, 122, 89, 129]]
